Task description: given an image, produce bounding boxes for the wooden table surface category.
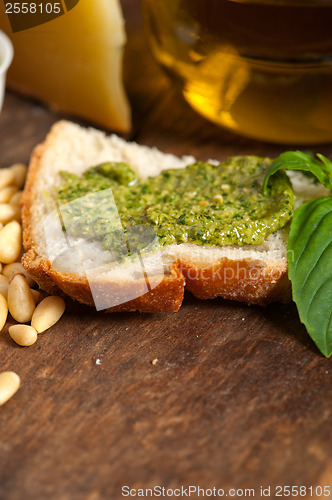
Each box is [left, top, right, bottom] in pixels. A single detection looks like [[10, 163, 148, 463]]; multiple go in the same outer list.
[[1, 2, 332, 499]]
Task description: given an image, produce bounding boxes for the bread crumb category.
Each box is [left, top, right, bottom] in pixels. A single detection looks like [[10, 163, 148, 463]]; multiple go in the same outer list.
[[152, 358, 158, 365], [96, 359, 101, 365]]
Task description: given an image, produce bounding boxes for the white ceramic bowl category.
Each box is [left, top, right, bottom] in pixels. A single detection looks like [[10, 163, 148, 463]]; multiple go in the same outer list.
[[0, 31, 13, 112]]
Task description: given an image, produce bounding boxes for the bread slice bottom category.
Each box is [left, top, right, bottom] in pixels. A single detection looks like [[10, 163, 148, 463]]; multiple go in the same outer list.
[[21, 121, 328, 312]]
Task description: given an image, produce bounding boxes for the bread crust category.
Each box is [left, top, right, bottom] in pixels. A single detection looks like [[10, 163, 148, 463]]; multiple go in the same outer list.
[[21, 121, 291, 312]]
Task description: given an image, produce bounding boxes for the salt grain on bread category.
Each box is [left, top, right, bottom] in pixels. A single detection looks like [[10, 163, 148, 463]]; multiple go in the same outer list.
[[21, 121, 329, 312]]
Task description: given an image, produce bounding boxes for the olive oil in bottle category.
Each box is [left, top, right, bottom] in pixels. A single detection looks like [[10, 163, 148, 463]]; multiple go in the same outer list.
[[142, 0, 332, 144]]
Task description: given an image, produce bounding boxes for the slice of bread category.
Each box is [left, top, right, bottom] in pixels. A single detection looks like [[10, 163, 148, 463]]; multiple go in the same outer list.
[[21, 121, 328, 312]]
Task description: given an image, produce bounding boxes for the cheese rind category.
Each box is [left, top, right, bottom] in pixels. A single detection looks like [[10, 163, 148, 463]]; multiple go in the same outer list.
[[0, 0, 131, 132]]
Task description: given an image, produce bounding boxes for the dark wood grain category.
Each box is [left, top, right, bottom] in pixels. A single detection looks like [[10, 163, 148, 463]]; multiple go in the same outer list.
[[1, 1, 332, 499]]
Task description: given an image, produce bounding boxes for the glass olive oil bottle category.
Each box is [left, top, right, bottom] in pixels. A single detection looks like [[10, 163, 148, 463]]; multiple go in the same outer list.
[[142, 0, 332, 144]]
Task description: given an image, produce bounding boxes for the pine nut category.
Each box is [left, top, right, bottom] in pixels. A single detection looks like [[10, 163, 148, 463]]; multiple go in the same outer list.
[[9, 325, 37, 347], [30, 289, 44, 304], [0, 169, 16, 190], [31, 296, 66, 333], [0, 186, 17, 203], [2, 262, 35, 286], [0, 371, 20, 406], [10, 163, 27, 189], [0, 203, 20, 225], [10, 191, 23, 206], [0, 275, 9, 299], [0, 295, 8, 332], [0, 221, 22, 264], [8, 273, 35, 323]]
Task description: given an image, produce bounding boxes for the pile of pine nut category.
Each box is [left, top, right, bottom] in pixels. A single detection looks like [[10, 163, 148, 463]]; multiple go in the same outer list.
[[0, 163, 66, 407]]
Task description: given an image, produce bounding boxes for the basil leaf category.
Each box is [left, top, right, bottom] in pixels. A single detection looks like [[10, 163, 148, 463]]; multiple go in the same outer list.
[[262, 151, 332, 193], [288, 196, 332, 357]]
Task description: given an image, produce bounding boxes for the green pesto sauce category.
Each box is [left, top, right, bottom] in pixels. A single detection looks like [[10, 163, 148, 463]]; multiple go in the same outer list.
[[57, 157, 295, 254]]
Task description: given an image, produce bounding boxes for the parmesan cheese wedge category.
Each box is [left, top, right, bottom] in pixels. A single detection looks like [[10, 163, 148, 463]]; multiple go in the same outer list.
[[0, 0, 131, 132]]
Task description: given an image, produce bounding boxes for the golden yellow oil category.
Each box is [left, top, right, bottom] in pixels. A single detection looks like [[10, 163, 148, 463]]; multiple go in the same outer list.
[[142, 0, 332, 144]]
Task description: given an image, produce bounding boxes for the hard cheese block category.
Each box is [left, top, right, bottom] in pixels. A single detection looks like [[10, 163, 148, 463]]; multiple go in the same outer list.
[[0, 0, 131, 132]]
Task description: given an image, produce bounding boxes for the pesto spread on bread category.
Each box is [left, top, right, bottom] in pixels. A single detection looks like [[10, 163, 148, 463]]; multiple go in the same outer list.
[[57, 156, 294, 251]]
